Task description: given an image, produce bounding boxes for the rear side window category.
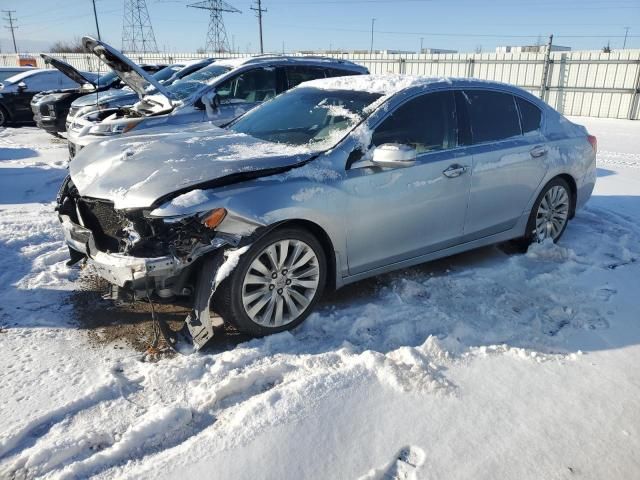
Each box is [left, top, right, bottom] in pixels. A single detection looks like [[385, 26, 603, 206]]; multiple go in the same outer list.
[[325, 68, 360, 78], [516, 97, 542, 134], [286, 66, 325, 89], [463, 90, 520, 143], [372, 91, 456, 154], [216, 67, 277, 103]]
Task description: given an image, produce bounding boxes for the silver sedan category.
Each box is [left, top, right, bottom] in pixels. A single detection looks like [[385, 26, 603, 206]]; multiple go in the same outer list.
[[58, 75, 597, 348]]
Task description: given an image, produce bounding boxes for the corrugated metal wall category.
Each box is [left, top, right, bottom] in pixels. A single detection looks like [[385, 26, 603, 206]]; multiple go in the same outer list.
[[2, 49, 639, 119]]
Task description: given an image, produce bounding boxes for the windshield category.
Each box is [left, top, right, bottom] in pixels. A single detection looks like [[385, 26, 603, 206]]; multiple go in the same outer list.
[[152, 65, 183, 84], [165, 64, 230, 101], [96, 71, 118, 87], [229, 87, 382, 148]]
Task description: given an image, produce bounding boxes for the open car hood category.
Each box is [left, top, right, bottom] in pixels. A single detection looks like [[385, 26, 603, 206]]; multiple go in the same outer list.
[[41, 54, 96, 88], [81, 36, 172, 104], [69, 123, 315, 210]]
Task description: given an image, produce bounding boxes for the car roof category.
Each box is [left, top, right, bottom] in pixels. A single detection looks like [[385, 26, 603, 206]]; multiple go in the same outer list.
[[301, 74, 544, 104], [214, 55, 367, 72]]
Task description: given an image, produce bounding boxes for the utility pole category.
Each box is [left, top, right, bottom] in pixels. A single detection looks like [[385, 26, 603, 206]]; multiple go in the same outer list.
[[420, 37, 424, 54], [2, 10, 18, 54], [623, 27, 630, 49], [370, 18, 376, 55], [250, 0, 266, 54], [91, 0, 101, 41]]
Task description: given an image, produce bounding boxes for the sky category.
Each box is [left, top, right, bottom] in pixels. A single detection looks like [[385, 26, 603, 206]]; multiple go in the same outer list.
[[0, 0, 639, 54]]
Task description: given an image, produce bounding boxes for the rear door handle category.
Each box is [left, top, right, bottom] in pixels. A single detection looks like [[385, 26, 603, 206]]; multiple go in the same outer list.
[[443, 164, 468, 178], [530, 146, 548, 158]]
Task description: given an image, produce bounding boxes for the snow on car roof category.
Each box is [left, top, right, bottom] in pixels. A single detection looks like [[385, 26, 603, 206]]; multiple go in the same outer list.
[[301, 74, 456, 95]]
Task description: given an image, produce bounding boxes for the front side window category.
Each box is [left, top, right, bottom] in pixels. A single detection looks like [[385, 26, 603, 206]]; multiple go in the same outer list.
[[216, 67, 277, 104], [286, 66, 325, 89], [229, 87, 381, 148], [463, 90, 521, 143], [372, 91, 456, 154], [516, 97, 542, 134]]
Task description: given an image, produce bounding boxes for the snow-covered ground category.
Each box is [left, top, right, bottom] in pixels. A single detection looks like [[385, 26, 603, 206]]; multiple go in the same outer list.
[[1, 118, 639, 479]]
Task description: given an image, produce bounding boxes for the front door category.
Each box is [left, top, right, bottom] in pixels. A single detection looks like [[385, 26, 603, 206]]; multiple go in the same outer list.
[[208, 66, 281, 125], [344, 90, 472, 275]]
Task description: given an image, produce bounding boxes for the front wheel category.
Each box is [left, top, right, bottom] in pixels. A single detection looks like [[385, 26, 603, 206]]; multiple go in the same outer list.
[[523, 178, 572, 245], [214, 227, 327, 336], [0, 107, 8, 127]]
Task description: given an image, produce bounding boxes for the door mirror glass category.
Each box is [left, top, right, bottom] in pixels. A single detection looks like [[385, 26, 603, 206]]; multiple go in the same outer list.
[[372, 144, 416, 168], [17, 81, 27, 91]]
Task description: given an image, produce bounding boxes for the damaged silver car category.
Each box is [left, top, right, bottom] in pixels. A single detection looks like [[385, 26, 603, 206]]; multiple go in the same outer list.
[[57, 75, 597, 349]]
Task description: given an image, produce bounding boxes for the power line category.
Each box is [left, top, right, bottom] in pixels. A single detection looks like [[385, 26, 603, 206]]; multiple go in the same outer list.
[[2, 10, 18, 54], [188, 1, 241, 54], [250, 0, 267, 54], [122, 0, 159, 53]]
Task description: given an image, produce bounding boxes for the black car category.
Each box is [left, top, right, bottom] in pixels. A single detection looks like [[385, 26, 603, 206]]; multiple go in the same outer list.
[[0, 67, 98, 128], [30, 56, 166, 135]]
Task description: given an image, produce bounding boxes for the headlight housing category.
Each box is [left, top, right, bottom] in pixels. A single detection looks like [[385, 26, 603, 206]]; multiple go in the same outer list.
[[88, 120, 140, 136]]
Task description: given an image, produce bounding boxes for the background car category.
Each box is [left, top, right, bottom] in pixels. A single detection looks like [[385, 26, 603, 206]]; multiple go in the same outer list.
[[65, 37, 367, 158], [64, 58, 214, 128], [31, 58, 166, 136], [57, 75, 596, 348], [0, 66, 36, 84], [0, 68, 98, 127]]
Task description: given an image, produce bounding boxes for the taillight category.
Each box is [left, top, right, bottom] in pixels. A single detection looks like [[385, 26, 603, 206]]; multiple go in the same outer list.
[[587, 134, 597, 154]]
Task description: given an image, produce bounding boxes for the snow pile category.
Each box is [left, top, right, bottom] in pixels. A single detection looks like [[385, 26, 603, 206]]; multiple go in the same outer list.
[[303, 74, 453, 96]]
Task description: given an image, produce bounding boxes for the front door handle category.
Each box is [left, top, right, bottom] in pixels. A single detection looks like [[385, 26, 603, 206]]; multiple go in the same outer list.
[[530, 145, 548, 158], [443, 164, 469, 178]]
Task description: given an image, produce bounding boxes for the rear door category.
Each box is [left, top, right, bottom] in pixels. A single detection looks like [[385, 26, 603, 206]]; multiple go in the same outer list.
[[460, 89, 547, 240], [344, 90, 473, 274]]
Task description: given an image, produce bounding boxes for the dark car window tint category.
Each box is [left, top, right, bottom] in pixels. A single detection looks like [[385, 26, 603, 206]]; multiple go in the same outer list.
[[286, 66, 325, 88], [516, 97, 542, 134], [464, 90, 521, 143], [216, 68, 277, 104], [372, 91, 456, 154], [325, 68, 360, 78]]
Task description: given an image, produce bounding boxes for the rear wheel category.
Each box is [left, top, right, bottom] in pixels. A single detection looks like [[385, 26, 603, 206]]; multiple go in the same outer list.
[[214, 227, 327, 336], [522, 177, 572, 245]]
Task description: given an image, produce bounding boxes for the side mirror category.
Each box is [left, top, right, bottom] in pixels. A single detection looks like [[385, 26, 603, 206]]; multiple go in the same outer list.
[[372, 144, 416, 168], [201, 90, 220, 111], [17, 81, 27, 92]]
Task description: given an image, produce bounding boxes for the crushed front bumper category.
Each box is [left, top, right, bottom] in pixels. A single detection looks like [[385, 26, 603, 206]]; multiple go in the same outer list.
[[59, 214, 183, 288]]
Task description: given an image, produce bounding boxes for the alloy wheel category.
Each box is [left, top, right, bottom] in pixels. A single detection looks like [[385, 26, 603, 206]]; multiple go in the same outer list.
[[241, 239, 320, 327], [534, 185, 570, 241]]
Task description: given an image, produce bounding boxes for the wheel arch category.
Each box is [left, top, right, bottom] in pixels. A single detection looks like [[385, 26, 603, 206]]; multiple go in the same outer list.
[[554, 173, 578, 218]]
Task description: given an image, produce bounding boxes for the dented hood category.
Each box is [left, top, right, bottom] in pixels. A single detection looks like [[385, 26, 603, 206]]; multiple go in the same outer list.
[[41, 54, 96, 87], [69, 123, 314, 210], [82, 36, 172, 102]]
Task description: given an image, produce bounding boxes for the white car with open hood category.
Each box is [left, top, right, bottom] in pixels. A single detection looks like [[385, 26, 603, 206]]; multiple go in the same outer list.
[[65, 36, 368, 158]]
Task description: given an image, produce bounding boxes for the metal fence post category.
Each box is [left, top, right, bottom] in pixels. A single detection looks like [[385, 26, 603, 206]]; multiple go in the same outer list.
[[399, 57, 406, 74], [628, 53, 640, 120], [540, 34, 553, 101]]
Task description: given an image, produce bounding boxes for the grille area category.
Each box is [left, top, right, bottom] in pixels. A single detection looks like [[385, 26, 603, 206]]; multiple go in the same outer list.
[[77, 199, 125, 252]]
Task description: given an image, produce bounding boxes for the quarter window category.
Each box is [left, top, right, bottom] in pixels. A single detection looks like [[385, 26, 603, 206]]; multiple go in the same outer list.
[[516, 97, 542, 134], [216, 67, 277, 104], [372, 91, 456, 154], [463, 90, 521, 143]]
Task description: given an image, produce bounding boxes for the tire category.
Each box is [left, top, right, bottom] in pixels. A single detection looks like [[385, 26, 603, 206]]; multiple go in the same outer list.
[[214, 227, 327, 336], [0, 106, 8, 127], [520, 177, 573, 246]]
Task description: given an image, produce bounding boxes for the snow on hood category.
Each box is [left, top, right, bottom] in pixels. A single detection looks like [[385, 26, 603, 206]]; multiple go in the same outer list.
[[303, 74, 454, 96], [69, 123, 314, 210]]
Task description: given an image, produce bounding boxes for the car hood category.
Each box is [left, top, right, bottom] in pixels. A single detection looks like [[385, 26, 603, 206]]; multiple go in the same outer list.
[[82, 36, 172, 103], [41, 54, 96, 87], [69, 123, 315, 210]]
